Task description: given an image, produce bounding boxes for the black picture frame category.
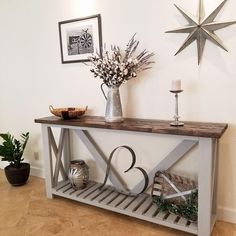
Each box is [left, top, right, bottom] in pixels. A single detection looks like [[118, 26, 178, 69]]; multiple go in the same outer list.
[[58, 14, 102, 64]]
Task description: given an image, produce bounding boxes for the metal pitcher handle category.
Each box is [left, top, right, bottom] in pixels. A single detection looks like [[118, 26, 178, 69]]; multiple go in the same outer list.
[[100, 83, 107, 100]]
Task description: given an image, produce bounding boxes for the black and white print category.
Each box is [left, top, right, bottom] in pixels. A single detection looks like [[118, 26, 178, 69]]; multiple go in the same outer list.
[[67, 25, 94, 55], [59, 14, 102, 63]]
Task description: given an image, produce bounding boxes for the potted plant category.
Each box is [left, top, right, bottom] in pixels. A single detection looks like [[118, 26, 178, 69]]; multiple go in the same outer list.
[[0, 132, 30, 186]]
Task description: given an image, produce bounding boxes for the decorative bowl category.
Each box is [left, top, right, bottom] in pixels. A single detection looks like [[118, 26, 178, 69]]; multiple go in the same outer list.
[[49, 105, 88, 119]]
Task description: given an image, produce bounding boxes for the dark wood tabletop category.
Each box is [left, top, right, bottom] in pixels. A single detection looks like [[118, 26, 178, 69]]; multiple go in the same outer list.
[[35, 116, 228, 138]]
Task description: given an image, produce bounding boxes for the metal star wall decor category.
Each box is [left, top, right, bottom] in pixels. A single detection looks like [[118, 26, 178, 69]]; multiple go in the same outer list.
[[166, 0, 236, 64]]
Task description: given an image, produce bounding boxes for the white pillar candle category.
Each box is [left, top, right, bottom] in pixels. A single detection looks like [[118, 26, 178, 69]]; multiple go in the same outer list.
[[171, 80, 181, 91]]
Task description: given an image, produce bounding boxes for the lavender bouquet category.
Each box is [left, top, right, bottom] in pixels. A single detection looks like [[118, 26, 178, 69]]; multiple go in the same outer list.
[[89, 35, 155, 88]]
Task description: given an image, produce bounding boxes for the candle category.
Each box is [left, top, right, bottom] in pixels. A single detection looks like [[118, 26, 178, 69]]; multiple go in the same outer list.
[[171, 80, 181, 91]]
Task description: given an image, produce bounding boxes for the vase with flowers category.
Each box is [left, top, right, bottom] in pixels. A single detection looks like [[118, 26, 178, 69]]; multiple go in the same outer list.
[[89, 35, 154, 122]]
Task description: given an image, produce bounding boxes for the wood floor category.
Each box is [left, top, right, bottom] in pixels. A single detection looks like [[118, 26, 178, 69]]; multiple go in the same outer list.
[[0, 170, 235, 236]]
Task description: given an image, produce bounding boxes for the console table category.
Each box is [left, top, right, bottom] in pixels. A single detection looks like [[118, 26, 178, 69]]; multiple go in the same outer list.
[[35, 116, 227, 236]]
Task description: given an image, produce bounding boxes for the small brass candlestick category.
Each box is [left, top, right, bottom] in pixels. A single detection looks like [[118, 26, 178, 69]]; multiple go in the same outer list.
[[170, 90, 184, 126]]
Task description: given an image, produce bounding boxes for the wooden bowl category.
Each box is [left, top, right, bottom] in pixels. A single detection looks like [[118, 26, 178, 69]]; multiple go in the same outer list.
[[49, 105, 88, 119]]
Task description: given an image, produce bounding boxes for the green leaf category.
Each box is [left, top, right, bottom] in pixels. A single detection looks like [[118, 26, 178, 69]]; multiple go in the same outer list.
[[0, 132, 29, 167], [153, 190, 198, 222]]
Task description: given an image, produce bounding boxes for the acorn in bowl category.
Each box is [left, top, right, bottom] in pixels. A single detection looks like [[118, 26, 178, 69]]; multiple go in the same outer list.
[[49, 105, 88, 119]]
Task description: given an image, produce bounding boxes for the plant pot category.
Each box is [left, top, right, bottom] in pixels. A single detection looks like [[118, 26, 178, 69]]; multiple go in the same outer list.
[[4, 163, 30, 186]]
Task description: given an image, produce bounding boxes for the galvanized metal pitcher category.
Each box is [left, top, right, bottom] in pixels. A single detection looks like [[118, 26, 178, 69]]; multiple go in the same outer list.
[[101, 83, 123, 122]]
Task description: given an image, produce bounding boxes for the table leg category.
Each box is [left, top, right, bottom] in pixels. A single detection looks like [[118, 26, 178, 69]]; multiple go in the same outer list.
[[42, 125, 53, 198], [63, 128, 71, 177], [198, 137, 213, 236]]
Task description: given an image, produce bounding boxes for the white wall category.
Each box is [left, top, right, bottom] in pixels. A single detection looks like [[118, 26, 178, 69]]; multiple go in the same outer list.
[[0, 0, 236, 223]]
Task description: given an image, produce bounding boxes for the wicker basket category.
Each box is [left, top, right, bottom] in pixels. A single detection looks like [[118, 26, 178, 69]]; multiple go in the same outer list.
[[151, 171, 197, 204], [49, 105, 88, 119]]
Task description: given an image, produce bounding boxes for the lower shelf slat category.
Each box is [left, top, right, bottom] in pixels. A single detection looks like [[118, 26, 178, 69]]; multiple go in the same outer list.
[[166, 213, 179, 224], [79, 183, 102, 198], [125, 195, 147, 212], [155, 211, 169, 220], [116, 195, 135, 210], [93, 188, 113, 203], [101, 191, 120, 205], [135, 198, 153, 215], [143, 203, 158, 217], [52, 180, 198, 235], [108, 194, 127, 207]]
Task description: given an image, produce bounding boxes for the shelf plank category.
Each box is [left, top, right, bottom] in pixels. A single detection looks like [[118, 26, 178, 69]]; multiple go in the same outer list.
[[177, 217, 188, 227], [68, 182, 96, 197], [51, 180, 198, 235], [58, 183, 72, 193], [143, 203, 158, 218], [125, 195, 147, 212], [134, 197, 153, 215], [108, 194, 127, 207], [100, 191, 120, 205], [93, 188, 114, 203], [79, 183, 102, 198], [155, 211, 169, 220], [85, 187, 106, 201], [55, 180, 70, 191], [35, 116, 228, 138], [116, 195, 136, 210], [62, 185, 73, 194], [166, 214, 179, 224], [189, 222, 198, 231]]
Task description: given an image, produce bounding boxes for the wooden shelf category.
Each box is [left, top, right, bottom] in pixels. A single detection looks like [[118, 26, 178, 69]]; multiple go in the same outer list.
[[35, 115, 227, 138], [53, 180, 198, 235]]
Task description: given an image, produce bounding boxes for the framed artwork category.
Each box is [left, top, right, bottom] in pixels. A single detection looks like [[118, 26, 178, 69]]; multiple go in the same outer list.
[[58, 14, 102, 63]]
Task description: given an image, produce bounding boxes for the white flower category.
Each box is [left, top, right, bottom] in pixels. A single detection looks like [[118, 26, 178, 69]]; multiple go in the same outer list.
[[124, 69, 128, 75], [127, 58, 133, 63], [89, 35, 154, 87]]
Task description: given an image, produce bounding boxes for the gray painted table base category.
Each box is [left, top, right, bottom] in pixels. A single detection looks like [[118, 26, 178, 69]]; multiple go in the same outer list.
[[36, 116, 227, 236]]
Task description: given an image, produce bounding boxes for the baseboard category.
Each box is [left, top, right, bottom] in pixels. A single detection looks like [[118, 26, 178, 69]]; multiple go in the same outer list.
[[0, 163, 44, 179], [30, 166, 45, 178], [0, 162, 8, 170], [218, 206, 236, 224]]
